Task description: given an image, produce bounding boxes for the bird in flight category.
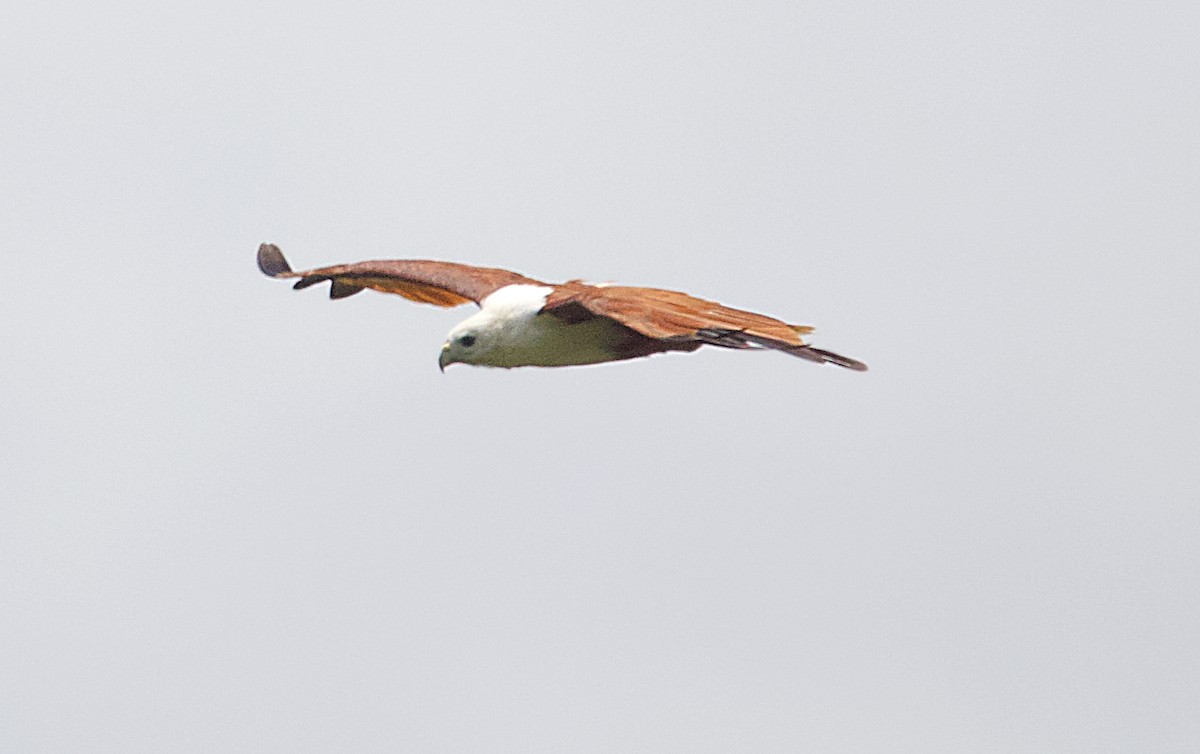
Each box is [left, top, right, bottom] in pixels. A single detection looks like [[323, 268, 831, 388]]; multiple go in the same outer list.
[[257, 243, 867, 372]]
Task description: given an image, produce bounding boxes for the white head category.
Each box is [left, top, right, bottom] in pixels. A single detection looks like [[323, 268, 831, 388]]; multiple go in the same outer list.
[[438, 284, 553, 370], [438, 312, 501, 370]]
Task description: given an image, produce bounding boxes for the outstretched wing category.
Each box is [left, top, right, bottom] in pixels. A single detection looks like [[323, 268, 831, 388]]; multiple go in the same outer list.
[[257, 243, 544, 307], [542, 282, 868, 370]]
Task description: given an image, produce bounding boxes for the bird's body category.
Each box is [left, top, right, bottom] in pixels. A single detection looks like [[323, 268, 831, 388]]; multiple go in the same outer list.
[[257, 243, 867, 372], [443, 284, 625, 368]]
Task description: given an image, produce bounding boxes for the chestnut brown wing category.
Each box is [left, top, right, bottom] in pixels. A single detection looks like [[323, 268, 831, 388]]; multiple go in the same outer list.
[[543, 282, 867, 370], [257, 243, 544, 306]]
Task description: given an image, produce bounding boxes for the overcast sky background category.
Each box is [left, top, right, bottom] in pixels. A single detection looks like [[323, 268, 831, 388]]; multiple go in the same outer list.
[[2, 1, 1198, 751]]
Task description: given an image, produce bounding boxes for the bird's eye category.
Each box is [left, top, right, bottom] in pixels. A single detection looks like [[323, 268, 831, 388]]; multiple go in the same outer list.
[[459, 334, 477, 347]]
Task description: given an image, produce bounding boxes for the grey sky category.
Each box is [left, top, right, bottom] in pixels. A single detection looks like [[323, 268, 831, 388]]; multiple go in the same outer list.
[[2, 1, 1197, 751]]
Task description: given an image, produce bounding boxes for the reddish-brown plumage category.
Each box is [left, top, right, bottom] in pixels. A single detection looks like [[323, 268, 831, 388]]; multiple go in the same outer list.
[[257, 243, 542, 306], [540, 282, 867, 369], [544, 281, 809, 344], [257, 243, 867, 370]]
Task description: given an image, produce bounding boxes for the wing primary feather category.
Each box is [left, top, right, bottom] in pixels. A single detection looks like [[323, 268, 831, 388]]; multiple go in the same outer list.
[[257, 243, 293, 277], [789, 346, 869, 371], [737, 332, 868, 370]]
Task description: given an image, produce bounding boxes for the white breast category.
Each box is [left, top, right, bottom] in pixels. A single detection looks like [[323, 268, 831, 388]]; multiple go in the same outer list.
[[474, 284, 622, 367]]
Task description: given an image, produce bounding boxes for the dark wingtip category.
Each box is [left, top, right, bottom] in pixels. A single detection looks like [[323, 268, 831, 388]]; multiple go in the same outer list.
[[257, 243, 293, 277], [804, 347, 868, 371]]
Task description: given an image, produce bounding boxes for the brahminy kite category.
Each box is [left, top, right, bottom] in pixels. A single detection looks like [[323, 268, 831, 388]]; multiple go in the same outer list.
[[257, 243, 867, 372]]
